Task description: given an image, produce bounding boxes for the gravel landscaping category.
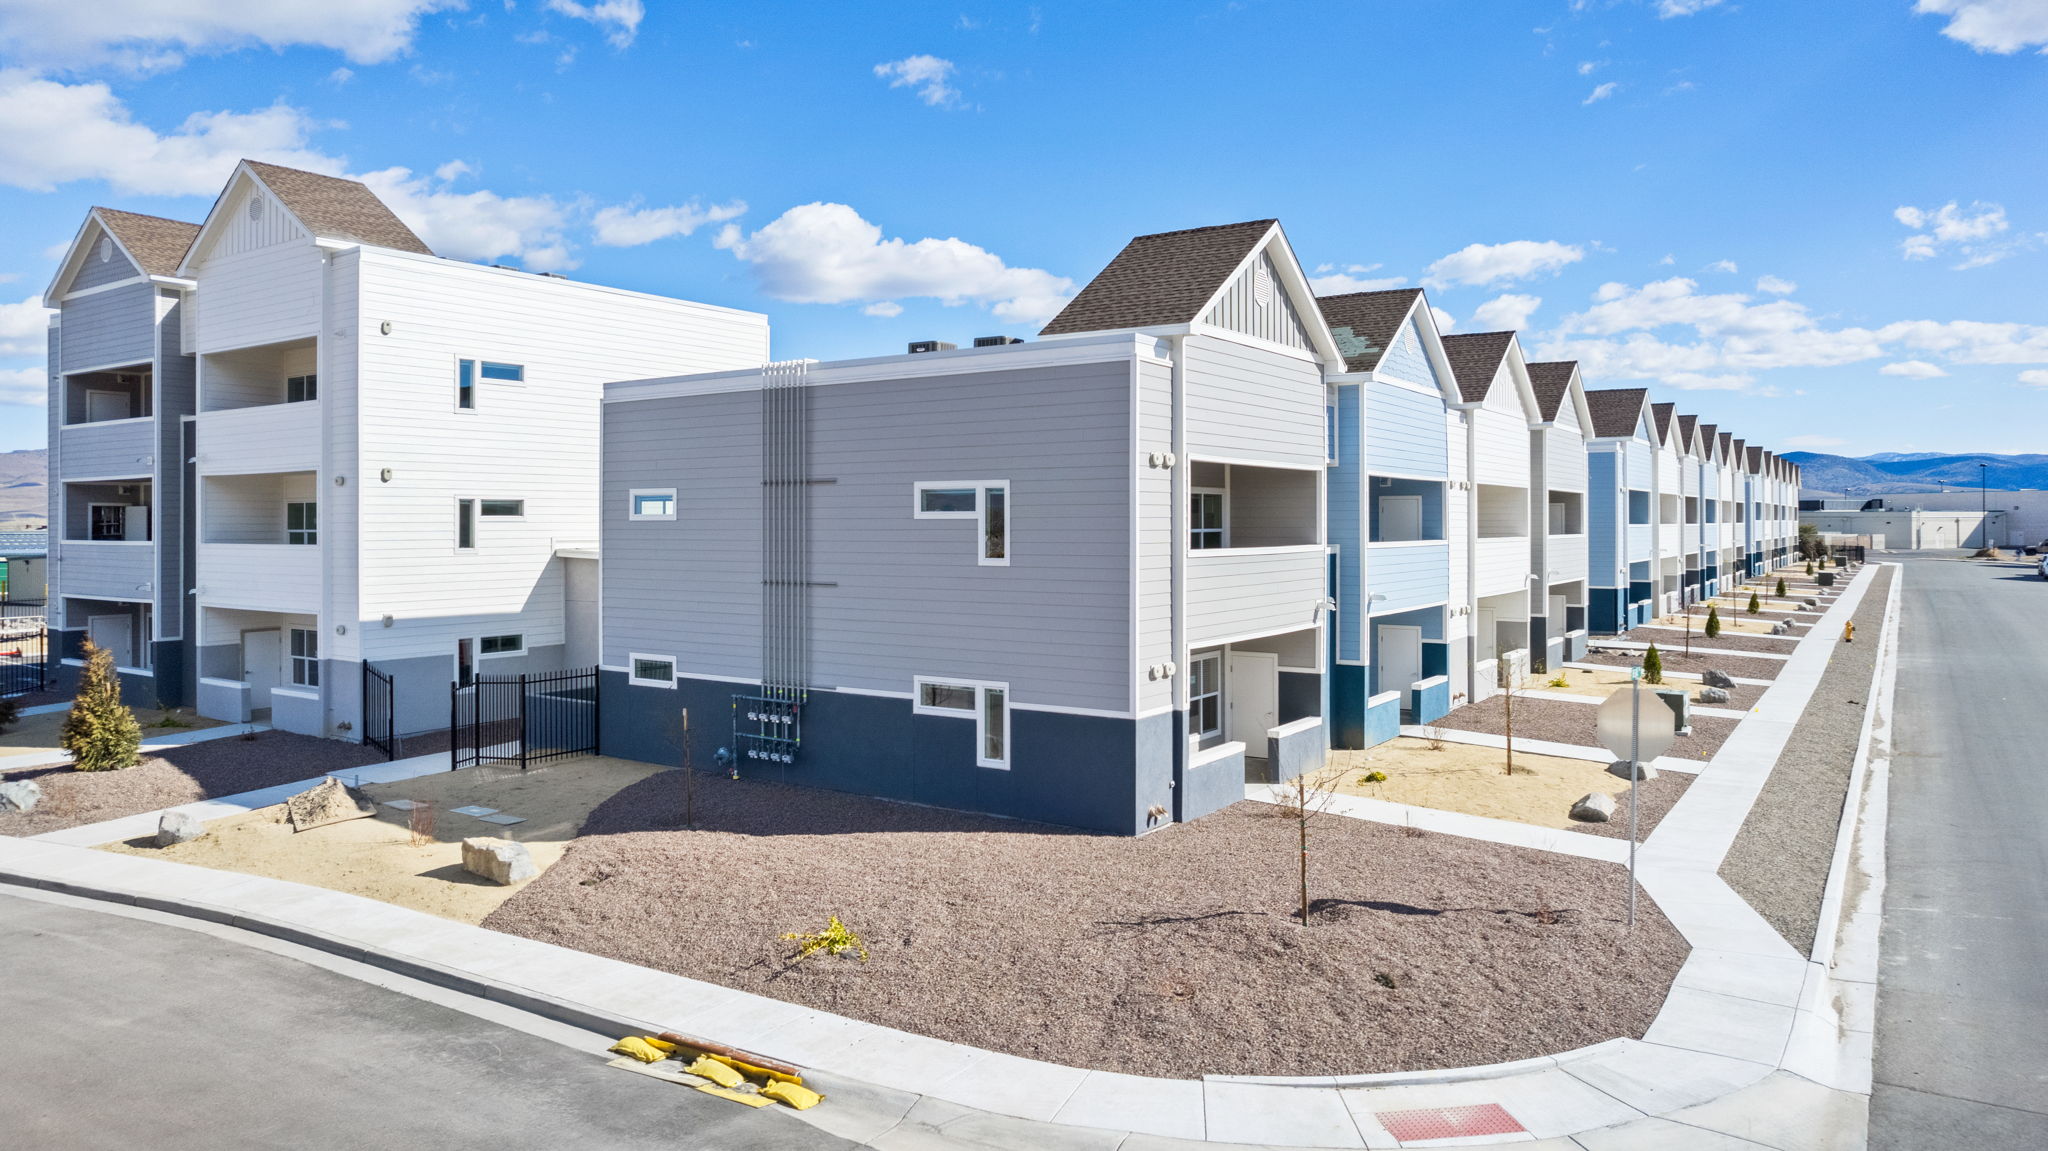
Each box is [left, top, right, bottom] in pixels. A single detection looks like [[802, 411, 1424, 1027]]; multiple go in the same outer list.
[[1582, 647, 1788, 682], [1435, 693, 1741, 759], [1621, 628, 1800, 655], [1720, 566, 1893, 955], [485, 777, 1689, 1079], [0, 730, 388, 837]]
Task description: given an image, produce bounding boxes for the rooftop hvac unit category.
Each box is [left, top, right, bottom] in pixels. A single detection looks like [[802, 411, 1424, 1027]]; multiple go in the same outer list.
[[908, 340, 956, 354], [972, 336, 1023, 348]]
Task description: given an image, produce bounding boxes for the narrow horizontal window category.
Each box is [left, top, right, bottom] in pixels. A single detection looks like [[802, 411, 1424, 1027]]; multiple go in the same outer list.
[[479, 633, 523, 656], [918, 487, 977, 515], [916, 681, 976, 712], [481, 362, 524, 383], [629, 654, 676, 688], [630, 488, 677, 520], [480, 499, 523, 517]]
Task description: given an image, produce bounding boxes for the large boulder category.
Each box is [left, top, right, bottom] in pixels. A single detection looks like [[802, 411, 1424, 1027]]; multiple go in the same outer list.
[[1698, 686, 1731, 704], [461, 837, 536, 885], [1607, 759, 1659, 782], [285, 777, 378, 832], [1702, 668, 1736, 689], [156, 810, 206, 846], [1570, 792, 1617, 823], [0, 779, 41, 814]]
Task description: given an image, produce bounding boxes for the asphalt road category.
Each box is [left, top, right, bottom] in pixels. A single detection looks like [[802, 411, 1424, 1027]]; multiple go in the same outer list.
[[0, 892, 856, 1150], [1872, 553, 2048, 1148]]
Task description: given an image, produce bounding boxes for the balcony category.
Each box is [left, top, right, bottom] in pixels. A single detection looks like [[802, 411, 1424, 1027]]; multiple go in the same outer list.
[[57, 541, 154, 602], [1475, 536, 1531, 597], [63, 366, 151, 426], [59, 418, 154, 480], [196, 543, 320, 613], [1365, 540, 1449, 614], [195, 401, 320, 476], [1187, 545, 1325, 647]]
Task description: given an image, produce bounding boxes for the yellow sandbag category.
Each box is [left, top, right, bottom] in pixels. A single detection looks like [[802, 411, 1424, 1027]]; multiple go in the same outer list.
[[685, 1055, 746, 1088], [608, 1037, 670, 1064], [704, 1051, 803, 1085], [641, 1037, 678, 1053], [761, 1080, 825, 1111], [695, 1085, 774, 1108]]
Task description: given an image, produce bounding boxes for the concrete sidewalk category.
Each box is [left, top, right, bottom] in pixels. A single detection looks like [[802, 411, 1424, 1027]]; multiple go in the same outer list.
[[0, 565, 1897, 1149]]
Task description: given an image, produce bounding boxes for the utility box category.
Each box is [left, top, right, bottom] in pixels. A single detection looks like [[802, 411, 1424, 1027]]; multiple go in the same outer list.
[[1654, 688, 1692, 736]]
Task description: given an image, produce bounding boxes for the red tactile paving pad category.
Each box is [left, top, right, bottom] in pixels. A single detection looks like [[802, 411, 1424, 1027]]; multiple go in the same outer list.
[[1375, 1103, 1525, 1142]]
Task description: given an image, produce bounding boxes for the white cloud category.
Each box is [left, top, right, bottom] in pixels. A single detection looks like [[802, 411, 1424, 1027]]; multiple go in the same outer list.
[[1659, 0, 1727, 15], [2022, 369, 2048, 387], [862, 301, 903, 318], [1470, 293, 1542, 332], [359, 166, 579, 270], [1879, 360, 1948, 378], [0, 0, 461, 71], [1577, 60, 1603, 75], [874, 54, 960, 107], [0, 69, 340, 195], [1755, 275, 1797, 295], [1782, 434, 1847, 449], [1430, 306, 1456, 334], [1583, 81, 1620, 105], [545, 0, 644, 49], [1893, 200, 2029, 268], [591, 199, 748, 246], [1423, 240, 1584, 289], [1914, 1, 2048, 55], [1308, 263, 1407, 294], [1707, 259, 1738, 274], [0, 366, 43, 406], [714, 202, 1073, 323], [0, 293, 49, 357]]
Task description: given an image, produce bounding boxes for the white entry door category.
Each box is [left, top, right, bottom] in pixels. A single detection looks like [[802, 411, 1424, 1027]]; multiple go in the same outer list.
[[1549, 594, 1568, 637], [88, 614, 132, 667], [1225, 650, 1279, 748], [85, 389, 129, 422], [1477, 606, 1497, 661], [242, 628, 282, 708], [1378, 495, 1423, 542], [1377, 624, 1423, 709]]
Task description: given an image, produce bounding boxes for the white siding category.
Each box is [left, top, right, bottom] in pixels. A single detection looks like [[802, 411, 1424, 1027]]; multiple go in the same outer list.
[[1200, 250, 1311, 351], [189, 243, 323, 354], [1135, 357, 1174, 715], [1185, 546, 1324, 647], [1475, 536, 1530, 598], [193, 402, 320, 474], [1182, 335, 1324, 468], [1471, 382, 1531, 488], [199, 543, 320, 612]]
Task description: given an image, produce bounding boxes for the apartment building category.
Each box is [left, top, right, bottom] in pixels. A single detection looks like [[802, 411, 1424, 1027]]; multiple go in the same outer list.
[[1525, 361, 1592, 672], [1440, 331, 1543, 703], [45, 160, 768, 740], [596, 220, 1340, 834], [1583, 388, 1659, 633]]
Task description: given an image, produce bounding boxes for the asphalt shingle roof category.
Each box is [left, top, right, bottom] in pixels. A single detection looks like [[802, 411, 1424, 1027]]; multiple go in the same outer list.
[[1039, 219, 1274, 336], [244, 160, 432, 255], [1584, 387, 1650, 438], [93, 208, 200, 277], [1440, 331, 1517, 403], [1525, 360, 1577, 422], [1655, 403, 1679, 446], [1747, 445, 1765, 471], [1316, 289, 1423, 373], [1697, 424, 1719, 459]]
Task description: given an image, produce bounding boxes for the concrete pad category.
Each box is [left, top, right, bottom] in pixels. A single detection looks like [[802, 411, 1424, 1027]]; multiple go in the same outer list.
[[1561, 1041, 1774, 1116], [1669, 948, 1810, 1008], [1646, 986, 1796, 1067], [782, 1067, 921, 1146], [925, 1048, 1092, 1125], [1203, 1081, 1364, 1148], [875, 1097, 1127, 1151], [1341, 1068, 1644, 1140], [1055, 1069, 1207, 1141], [1572, 1115, 1778, 1149], [1661, 1072, 1868, 1151]]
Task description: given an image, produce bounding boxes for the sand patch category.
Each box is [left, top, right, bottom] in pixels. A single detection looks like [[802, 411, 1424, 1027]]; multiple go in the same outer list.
[[1646, 613, 1787, 636], [1, 708, 228, 763], [1327, 738, 1634, 830], [102, 755, 664, 924]]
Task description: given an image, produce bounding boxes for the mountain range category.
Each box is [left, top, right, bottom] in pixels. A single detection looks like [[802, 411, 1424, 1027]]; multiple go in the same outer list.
[[0, 448, 46, 530], [1785, 451, 2048, 496]]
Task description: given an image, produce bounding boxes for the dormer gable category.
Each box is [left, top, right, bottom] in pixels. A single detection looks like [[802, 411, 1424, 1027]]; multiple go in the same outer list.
[[45, 207, 200, 300], [178, 159, 431, 276], [1441, 331, 1539, 422], [1317, 288, 1460, 401], [1525, 360, 1592, 434]]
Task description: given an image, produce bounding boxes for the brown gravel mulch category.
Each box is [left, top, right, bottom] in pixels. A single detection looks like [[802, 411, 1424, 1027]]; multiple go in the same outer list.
[[1578, 771, 1694, 841], [484, 778, 1689, 1079], [1582, 648, 1788, 683], [1436, 693, 1741, 760], [0, 731, 389, 837], [1621, 628, 1800, 655]]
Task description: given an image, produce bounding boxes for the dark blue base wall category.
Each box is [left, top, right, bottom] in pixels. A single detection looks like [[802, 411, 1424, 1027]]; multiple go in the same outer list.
[[1329, 664, 1368, 749], [1589, 587, 1626, 635], [599, 673, 1176, 836], [53, 628, 181, 707]]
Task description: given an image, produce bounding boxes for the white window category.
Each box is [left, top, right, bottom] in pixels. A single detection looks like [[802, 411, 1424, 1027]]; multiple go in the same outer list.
[[480, 499, 523, 518], [1190, 652, 1222, 739], [630, 488, 677, 520], [456, 498, 476, 550], [913, 484, 978, 518], [1191, 489, 1226, 549], [286, 501, 316, 545], [481, 361, 524, 383], [456, 359, 476, 410], [456, 637, 474, 688], [913, 481, 1010, 566], [479, 633, 523, 656], [913, 677, 1010, 769], [982, 484, 1008, 565], [629, 654, 676, 688], [286, 374, 317, 403], [289, 628, 319, 687]]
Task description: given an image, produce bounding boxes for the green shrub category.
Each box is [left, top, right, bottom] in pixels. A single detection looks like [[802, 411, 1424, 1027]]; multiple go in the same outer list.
[[1705, 604, 1722, 638], [1776, 577, 1787, 598], [60, 640, 141, 772], [0, 694, 18, 735], [1747, 591, 1762, 614], [1642, 644, 1664, 685]]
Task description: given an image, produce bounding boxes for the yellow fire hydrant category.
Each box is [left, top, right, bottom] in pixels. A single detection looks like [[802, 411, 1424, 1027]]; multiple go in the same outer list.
[[1843, 620, 1855, 644]]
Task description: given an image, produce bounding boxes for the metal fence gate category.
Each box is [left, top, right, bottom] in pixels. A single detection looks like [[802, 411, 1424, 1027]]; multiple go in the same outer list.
[[450, 666, 599, 770], [0, 621, 47, 699], [362, 662, 395, 761]]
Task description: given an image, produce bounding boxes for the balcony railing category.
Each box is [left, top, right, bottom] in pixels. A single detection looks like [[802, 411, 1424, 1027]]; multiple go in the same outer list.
[[1187, 544, 1325, 646], [194, 402, 320, 476], [55, 540, 155, 601], [196, 542, 320, 613]]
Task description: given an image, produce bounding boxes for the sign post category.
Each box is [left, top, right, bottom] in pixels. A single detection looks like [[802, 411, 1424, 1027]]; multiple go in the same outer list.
[[1597, 674, 1678, 928]]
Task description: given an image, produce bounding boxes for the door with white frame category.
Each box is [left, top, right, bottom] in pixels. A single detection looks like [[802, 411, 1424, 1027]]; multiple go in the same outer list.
[[1225, 649, 1278, 750], [241, 628, 282, 708], [1378, 494, 1423, 542], [88, 613, 134, 669], [1376, 624, 1423, 712]]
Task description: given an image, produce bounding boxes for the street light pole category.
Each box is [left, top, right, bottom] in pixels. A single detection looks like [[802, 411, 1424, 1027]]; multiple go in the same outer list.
[[1980, 462, 1989, 550]]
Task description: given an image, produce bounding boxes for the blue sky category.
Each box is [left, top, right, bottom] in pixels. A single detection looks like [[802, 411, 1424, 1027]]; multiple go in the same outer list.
[[2, 0, 2046, 457]]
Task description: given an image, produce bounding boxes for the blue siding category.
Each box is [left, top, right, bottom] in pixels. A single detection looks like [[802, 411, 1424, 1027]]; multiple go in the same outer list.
[[1365, 379, 1448, 477], [1362, 693, 1401, 746], [1414, 676, 1451, 723], [1377, 317, 1445, 395], [1331, 385, 1363, 662], [1365, 543, 1450, 614], [1330, 663, 1368, 749], [1588, 453, 1619, 577]]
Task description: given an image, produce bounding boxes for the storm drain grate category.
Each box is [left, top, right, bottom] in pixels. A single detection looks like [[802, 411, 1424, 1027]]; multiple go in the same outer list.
[[1374, 1102, 1525, 1142]]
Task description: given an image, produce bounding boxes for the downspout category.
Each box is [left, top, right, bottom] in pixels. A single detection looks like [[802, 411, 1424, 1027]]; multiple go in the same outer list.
[[1463, 409, 1477, 705]]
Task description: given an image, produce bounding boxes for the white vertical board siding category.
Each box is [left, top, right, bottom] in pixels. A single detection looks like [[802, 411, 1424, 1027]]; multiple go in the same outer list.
[[59, 284, 156, 372], [1136, 356, 1174, 716], [1182, 336, 1325, 468], [1200, 251, 1312, 351], [357, 250, 767, 663]]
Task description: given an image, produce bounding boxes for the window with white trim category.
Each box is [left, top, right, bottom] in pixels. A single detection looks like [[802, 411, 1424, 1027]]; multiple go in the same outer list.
[[630, 488, 676, 520], [287, 501, 317, 545], [456, 499, 476, 549], [1189, 652, 1222, 740], [286, 374, 317, 403], [456, 359, 525, 412], [1191, 490, 1226, 549], [913, 481, 1010, 565], [456, 359, 476, 410], [480, 499, 523, 518], [982, 485, 1007, 565], [289, 628, 319, 687], [913, 677, 1010, 769], [479, 633, 523, 656], [629, 654, 676, 688], [481, 361, 524, 383]]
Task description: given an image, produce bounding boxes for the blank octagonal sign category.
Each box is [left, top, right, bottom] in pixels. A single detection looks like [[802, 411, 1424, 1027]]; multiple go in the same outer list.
[[1597, 684, 1677, 763]]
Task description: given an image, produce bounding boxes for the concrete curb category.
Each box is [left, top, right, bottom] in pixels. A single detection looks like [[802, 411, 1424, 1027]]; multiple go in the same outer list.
[[1, 719, 274, 771]]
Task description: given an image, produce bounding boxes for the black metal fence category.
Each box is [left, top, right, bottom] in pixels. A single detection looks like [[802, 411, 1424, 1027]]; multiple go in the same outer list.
[[0, 622, 47, 699], [450, 666, 598, 771], [363, 662, 395, 761]]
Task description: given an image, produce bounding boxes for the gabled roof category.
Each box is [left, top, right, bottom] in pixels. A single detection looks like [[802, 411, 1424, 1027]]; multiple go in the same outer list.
[[1040, 219, 1275, 336], [1440, 330, 1518, 404], [1653, 403, 1679, 447], [1747, 446, 1765, 471], [45, 207, 201, 299], [1318, 288, 1424, 373], [1584, 387, 1651, 439], [1524, 360, 1577, 421], [1697, 424, 1719, 461], [1717, 431, 1734, 458], [243, 161, 431, 254], [1729, 438, 1747, 469]]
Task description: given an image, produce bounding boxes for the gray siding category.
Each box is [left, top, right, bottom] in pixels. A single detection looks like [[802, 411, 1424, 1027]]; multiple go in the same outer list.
[[59, 282, 156, 372], [603, 357, 1136, 712], [58, 418, 153, 479], [1228, 465, 1317, 548], [1183, 335, 1324, 468], [72, 233, 144, 291], [156, 292, 193, 637], [59, 542, 154, 601], [1201, 251, 1311, 351], [1377, 317, 1443, 391], [1366, 380, 1449, 477]]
